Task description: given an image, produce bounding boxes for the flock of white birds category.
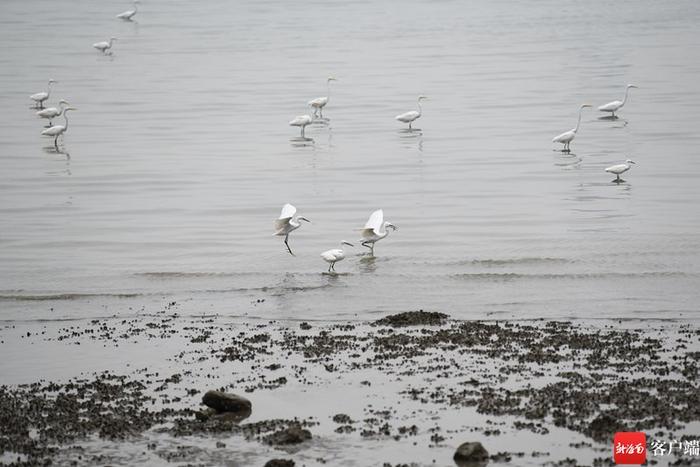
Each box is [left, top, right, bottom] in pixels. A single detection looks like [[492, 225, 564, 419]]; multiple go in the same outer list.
[[26, 2, 640, 273], [273, 204, 397, 272]]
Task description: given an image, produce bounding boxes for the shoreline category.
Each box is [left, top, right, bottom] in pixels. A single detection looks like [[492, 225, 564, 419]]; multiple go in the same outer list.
[[1, 310, 699, 466]]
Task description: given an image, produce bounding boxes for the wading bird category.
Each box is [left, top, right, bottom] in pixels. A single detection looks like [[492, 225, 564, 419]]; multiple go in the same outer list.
[[289, 114, 313, 138], [93, 37, 117, 54], [273, 204, 310, 255], [321, 241, 354, 273], [552, 104, 592, 151], [30, 79, 56, 109], [605, 159, 636, 183], [308, 76, 337, 118], [360, 209, 396, 256], [36, 100, 69, 126], [598, 84, 638, 118], [41, 107, 77, 148], [396, 95, 427, 130], [116, 0, 139, 20]]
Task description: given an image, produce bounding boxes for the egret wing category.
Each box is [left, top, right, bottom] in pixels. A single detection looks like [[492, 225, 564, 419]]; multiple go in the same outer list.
[[598, 100, 621, 111], [364, 209, 383, 235], [275, 204, 296, 231], [605, 164, 626, 173]]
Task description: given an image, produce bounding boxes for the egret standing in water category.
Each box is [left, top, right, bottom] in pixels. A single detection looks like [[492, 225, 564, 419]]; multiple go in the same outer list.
[[36, 100, 69, 126], [116, 0, 139, 20], [552, 104, 592, 152], [598, 84, 638, 118], [320, 241, 354, 273], [308, 76, 337, 119], [93, 37, 117, 54], [605, 159, 636, 183], [289, 114, 313, 138], [274, 204, 310, 255], [41, 107, 77, 148], [396, 95, 427, 130], [360, 209, 397, 256], [30, 79, 56, 109]]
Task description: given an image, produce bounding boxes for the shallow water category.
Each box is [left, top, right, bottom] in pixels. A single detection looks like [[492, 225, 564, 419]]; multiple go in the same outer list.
[[2, 0, 700, 321]]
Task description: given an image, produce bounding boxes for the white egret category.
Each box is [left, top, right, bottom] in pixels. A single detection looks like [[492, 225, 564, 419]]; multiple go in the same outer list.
[[93, 37, 117, 54], [41, 107, 77, 147], [116, 0, 139, 20], [605, 159, 636, 182], [30, 79, 56, 109], [396, 96, 427, 130], [273, 203, 310, 255], [321, 241, 354, 273], [598, 84, 638, 118], [552, 104, 592, 151], [308, 76, 337, 118], [360, 209, 397, 256], [289, 114, 313, 138], [36, 100, 69, 126]]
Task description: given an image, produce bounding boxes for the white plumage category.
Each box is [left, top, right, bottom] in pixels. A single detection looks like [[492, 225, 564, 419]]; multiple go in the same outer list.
[[36, 100, 69, 125], [30, 79, 56, 108], [308, 76, 336, 118], [41, 107, 77, 147], [289, 114, 313, 138], [360, 209, 397, 256], [320, 241, 354, 272], [552, 104, 592, 151], [116, 0, 139, 20], [93, 37, 117, 54], [273, 203, 311, 255], [396, 95, 427, 129], [598, 84, 637, 117], [605, 159, 636, 182]]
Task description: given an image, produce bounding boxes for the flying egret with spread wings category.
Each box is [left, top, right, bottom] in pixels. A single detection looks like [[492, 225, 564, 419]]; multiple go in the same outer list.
[[396, 95, 427, 130], [273, 204, 310, 255], [117, 0, 139, 20], [321, 241, 354, 273], [552, 104, 592, 151], [30, 79, 56, 109], [360, 209, 397, 256], [36, 100, 69, 126], [308, 76, 337, 118], [605, 159, 636, 183], [598, 84, 637, 118]]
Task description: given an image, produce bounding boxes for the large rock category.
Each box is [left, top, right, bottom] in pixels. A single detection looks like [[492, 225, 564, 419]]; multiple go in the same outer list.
[[202, 390, 252, 414], [453, 441, 489, 463], [264, 425, 312, 446]]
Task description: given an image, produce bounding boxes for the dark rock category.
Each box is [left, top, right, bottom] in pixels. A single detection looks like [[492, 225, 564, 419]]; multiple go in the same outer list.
[[264, 460, 295, 467], [586, 414, 625, 442], [374, 310, 448, 327], [454, 441, 489, 464], [202, 390, 252, 414], [332, 413, 353, 424], [264, 425, 312, 445]]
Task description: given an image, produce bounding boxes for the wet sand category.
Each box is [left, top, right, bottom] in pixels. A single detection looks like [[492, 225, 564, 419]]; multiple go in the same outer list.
[[1, 308, 699, 466]]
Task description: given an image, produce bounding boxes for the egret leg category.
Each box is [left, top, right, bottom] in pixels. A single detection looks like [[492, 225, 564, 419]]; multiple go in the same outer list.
[[408, 122, 412, 130], [54, 135, 59, 148], [301, 126, 305, 138], [319, 107, 323, 118], [284, 235, 294, 256], [328, 263, 332, 273]]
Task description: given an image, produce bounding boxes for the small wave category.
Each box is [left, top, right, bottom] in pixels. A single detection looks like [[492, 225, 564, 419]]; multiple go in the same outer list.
[[451, 271, 694, 281], [0, 293, 142, 301], [135, 271, 256, 278], [462, 257, 572, 266]]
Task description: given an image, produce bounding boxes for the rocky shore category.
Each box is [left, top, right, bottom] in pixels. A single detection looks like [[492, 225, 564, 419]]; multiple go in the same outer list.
[[1, 309, 698, 466]]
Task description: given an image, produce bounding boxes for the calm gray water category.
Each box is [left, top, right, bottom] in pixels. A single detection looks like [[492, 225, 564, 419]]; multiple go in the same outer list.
[[2, 0, 700, 321]]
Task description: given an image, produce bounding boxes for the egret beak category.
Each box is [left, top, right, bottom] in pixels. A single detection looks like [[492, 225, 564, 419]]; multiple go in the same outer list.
[[341, 241, 354, 247], [386, 223, 397, 231], [298, 216, 311, 223]]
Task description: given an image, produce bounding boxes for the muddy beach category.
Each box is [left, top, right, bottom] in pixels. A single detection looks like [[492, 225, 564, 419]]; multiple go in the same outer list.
[[1, 308, 698, 466]]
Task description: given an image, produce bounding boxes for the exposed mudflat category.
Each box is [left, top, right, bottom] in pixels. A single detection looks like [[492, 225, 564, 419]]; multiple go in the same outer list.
[[1, 309, 699, 466]]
